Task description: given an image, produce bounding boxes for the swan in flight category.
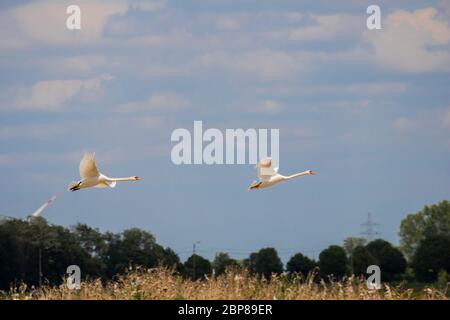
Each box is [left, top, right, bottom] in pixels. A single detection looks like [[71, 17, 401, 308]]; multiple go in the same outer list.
[[68, 153, 141, 191], [248, 158, 317, 190]]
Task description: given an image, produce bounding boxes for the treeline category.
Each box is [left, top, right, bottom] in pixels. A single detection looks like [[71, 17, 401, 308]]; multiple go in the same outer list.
[[0, 218, 182, 289], [0, 200, 449, 290]]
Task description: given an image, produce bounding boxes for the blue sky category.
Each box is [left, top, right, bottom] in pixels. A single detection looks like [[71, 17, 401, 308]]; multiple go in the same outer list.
[[0, 0, 449, 263]]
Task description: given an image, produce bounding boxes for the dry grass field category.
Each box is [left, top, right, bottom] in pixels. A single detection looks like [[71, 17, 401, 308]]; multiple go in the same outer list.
[[3, 267, 448, 300]]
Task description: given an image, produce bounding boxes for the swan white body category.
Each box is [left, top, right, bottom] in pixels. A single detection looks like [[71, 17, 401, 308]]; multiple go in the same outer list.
[[248, 158, 317, 190], [68, 153, 141, 191]]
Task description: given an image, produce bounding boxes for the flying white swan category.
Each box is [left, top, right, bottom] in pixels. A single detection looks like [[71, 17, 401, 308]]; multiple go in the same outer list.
[[248, 158, 317, 190], [68, 153, 141, 191]]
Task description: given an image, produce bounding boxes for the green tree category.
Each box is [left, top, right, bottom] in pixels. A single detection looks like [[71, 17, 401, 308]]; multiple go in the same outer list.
[[104, 228, 164, 277], [365, 239, 406, 282], [31, 218, 91, 285], [318, 245, 348, 279], [212, 252, 238, 275], [161, 247, 183, 273], [286, 253, 316, 276], [343, 237, 367, 256], [71, 223, 108, 278], [0, 219, 181, 289], [343, 237, 367, 273], [1, 217, 93, 287], [247, 248, 283, 279], [412, 235, 450, 282], [183, 254, 212, 280], [0, 223, 21, 289], [399, 200, 450, 259], [352, 245, 375, 276]]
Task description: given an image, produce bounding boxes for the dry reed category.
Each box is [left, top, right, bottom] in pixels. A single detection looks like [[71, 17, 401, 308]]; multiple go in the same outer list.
[[3, 267, 448, 300]]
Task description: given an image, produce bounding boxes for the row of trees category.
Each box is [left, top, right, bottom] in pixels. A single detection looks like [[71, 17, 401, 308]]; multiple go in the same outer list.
[[0, 218, 182, 289], [191, 217, 450, 284], [0, 200, 449, 289], [205, 239, 407, 282]]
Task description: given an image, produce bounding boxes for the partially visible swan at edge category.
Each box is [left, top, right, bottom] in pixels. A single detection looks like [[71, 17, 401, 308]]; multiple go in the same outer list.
[[68, 153, 141, 191], [248, 158, 317, 190]]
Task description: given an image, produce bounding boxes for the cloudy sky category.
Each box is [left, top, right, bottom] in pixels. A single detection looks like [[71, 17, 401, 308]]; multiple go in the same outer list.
[[1, 0, 449, 262]]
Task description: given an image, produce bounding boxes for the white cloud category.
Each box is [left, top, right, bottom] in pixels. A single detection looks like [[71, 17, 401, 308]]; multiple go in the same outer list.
[[288, 14, 361, 41], [0, 148, 138, 167], [0, 113, 172, 146], [253, 82, 408, 98], [393, 106, 450, 134], [263, 14, 362, 43], [1, 0, 165, 47], [12, 74, 113, 111], [365, 7, 450, 73], [12, 0, 128, 44], [118, 92, 190, 113], [1, 8, 366, 82], [197, 47, 372, 82]]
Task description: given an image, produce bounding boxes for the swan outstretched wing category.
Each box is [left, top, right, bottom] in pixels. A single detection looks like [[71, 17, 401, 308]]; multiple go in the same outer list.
[[257, 157, 278, 179], [94, 181, 116, 188], [79, 153, 100, 179]]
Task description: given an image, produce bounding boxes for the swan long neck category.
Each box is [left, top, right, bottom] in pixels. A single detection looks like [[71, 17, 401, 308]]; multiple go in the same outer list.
[[108, 176, 137, 182], [283, 171, 311, 180]]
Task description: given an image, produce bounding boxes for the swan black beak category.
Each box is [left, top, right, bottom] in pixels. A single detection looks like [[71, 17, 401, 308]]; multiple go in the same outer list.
[[248, 181, 262, 190], [68, 181, 82, 191]]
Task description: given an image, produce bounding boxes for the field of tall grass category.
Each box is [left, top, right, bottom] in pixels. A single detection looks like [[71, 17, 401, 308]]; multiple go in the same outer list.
[[3, 267, 448, 300]]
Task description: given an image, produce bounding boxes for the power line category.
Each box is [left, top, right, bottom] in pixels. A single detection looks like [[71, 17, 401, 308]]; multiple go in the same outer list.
[[360, 212, 380, 241], [192, 241, 200, 280]]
